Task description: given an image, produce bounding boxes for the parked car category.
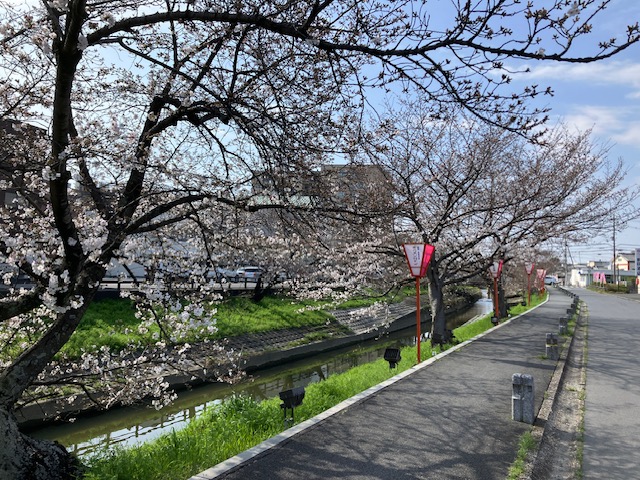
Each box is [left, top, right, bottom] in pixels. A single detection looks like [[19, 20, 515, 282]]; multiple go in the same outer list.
[[236, 266, 263, 281], [544, 276, 557, 286], [274, 270, 290, 283], [210, 267, 237, 283]]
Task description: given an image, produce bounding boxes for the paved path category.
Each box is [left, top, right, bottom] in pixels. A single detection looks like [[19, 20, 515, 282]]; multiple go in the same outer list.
[[192, 291, 573, 480], [579, 289, 640, 479]]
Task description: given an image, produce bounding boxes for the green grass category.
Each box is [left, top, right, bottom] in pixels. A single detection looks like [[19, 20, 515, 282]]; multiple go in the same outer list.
[[212, 296, 332, 337], [587, 283, 630, 293], [62, 288, 484, 360], [334, 285, 417, 309], [48, 284, 488, 361], [83, 395, 284, 480], [507, 292, 546, 317], [506, 431, 538, 479], [451, 292, 546, 344], [59, 296, 334, 360], [60, 299, 150, 359], [453, 316, 494, 342]]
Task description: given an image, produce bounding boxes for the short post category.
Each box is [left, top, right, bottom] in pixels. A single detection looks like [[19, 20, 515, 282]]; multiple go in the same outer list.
[[546, 333, 559, 360], [558, 317, 568, 335], [512, 373, 535, 424]]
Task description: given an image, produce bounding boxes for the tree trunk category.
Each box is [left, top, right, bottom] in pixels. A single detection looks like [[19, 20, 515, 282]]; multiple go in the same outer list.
[[0, 407, 80, 480], [498, 280, 508, 318], [427, 261, 448, 345]]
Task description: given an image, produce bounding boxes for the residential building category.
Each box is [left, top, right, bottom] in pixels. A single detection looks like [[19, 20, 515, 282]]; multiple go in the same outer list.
[[614, 252, 636, 272], [587, 259, 610, 270], [318, 164, 394, 210]]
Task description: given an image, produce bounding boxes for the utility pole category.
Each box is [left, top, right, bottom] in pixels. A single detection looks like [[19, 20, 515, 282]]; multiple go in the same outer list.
[[564, 238, 569, 287], [613, 215, 617, 288]]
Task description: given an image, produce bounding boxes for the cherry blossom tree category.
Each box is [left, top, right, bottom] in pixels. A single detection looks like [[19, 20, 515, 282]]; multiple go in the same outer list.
[[0, 0, 638, 477], [365, 102, 639, 343]]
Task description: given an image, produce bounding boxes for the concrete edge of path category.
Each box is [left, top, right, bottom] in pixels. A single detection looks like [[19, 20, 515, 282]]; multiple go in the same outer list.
[[189, 297, 551, 480], [523, 293, 586, 478]]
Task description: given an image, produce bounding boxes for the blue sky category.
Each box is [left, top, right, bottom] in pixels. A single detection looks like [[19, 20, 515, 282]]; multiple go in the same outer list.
[[509, 2, 640, 263]]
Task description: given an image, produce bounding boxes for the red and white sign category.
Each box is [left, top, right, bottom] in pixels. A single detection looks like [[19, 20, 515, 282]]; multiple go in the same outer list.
[[524, 262, 535, 275], [402, 243, 435, 278], [489, 260, 503, 279]]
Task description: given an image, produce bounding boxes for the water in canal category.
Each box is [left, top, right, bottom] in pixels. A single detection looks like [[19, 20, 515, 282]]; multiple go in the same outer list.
[[30, 298, 493, 457]]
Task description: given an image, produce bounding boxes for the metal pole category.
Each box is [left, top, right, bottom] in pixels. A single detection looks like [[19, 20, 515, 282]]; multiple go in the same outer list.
[[564, 238, 569, 287], [613, 215, 617, 288], [493, 277, 500, 320], [416, 276, 421, 363], [527, 273, 532, 305]]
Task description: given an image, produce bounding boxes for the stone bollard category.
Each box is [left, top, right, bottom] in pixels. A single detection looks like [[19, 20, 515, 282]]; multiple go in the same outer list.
[[559, 317, 568, 335], [546, 333, 559, 360], [512, 373, 535, 424]]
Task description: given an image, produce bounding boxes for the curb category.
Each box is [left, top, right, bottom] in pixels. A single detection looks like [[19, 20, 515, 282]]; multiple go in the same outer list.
[[522, 296, 584, 478]]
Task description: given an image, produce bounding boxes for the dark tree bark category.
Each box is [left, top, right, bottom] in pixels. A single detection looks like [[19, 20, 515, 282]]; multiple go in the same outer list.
[[427, 260, 448, 345], [0, 407, 81, 480]]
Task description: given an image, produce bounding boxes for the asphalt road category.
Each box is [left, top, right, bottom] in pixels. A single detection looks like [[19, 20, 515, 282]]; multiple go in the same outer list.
[[579, 289, 640, 479], [191, 291, 573, 480]]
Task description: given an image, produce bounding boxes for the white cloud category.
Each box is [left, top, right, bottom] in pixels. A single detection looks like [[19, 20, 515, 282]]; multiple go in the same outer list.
[[517, 60, 640, 98], [519, 59, 640, 152], [610, 121, 640, 147], [558, 104, 640, 148], [561, 105, 624, 135]]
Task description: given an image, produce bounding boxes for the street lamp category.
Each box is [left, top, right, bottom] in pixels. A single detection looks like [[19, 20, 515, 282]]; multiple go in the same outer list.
[[489, 260, 503, 324], [383, 347, 402, 369], [279, 387, 305, 426], [524, 262, 535, 306], [536, 268, 546, 295], [402, 243, 435, 364]]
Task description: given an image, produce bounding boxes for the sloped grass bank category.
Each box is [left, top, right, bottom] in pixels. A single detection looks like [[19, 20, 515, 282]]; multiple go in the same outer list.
[[61, 297, 334, 360], [83, 293, 545, 480], [61, 286, 482, 360]]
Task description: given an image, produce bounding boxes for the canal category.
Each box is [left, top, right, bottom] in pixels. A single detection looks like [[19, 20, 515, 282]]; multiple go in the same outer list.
[[31, 298, 494, 457]]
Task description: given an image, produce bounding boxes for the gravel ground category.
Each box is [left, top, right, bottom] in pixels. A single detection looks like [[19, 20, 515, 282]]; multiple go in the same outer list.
[[521, 306, 587, 479]]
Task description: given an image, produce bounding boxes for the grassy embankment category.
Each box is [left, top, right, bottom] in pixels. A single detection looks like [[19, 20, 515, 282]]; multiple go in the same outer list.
[[60, 285, 420, 360], [60, 296, 333, 359], [83, 291, 546, 480], [587, 283, 630, 294]]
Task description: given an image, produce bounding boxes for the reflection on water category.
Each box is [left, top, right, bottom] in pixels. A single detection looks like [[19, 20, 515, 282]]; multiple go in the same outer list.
[[31, 299, 493, 457]]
